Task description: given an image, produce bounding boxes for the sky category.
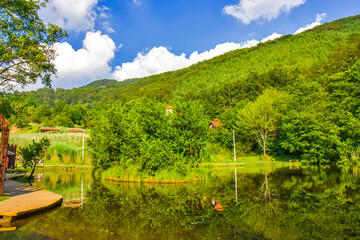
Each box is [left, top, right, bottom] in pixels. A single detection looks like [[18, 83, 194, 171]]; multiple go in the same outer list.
[[22, 0, 360, 90]]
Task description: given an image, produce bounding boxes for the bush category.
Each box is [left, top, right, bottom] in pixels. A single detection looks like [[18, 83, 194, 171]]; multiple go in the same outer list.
[[89, 98, 210, 172]]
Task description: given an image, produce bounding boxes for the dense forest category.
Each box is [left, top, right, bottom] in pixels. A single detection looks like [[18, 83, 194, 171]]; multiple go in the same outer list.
[[3, 15, 360, 166]]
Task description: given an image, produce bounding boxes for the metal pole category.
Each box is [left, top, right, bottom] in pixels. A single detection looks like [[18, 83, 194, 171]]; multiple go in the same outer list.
[[233, 130, 236, 161]]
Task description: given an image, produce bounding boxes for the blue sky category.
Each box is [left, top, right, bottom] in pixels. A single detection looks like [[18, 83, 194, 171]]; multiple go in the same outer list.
[[25, 0, 360, 90]]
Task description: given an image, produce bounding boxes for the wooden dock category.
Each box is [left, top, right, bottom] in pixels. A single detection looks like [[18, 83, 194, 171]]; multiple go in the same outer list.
[[0, 179, 62, 231]]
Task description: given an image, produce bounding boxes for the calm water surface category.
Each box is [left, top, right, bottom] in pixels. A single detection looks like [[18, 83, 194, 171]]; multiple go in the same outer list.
[[1, 165, 360, 239]]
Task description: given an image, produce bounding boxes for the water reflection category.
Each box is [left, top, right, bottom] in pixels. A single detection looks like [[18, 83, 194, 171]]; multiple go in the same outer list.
[[32, 167, 93, 204], [1, 166, 360, 239]]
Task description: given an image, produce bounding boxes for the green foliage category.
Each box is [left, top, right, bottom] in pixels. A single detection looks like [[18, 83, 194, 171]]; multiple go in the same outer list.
[[0, 0, 67, 89], [84, 79, 118, 87], [6, 15, 360, 165], [20, 137, 50, 178], [238, 89, 288, 157], [280, 61, 360, 164], [89, 98, 210, 172]]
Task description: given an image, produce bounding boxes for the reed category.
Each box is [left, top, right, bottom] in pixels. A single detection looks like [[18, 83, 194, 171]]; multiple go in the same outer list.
[[9, 133, 91, 165]]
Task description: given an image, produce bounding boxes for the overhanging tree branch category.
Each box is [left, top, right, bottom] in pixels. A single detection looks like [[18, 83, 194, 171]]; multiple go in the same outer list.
[[0, 0, 67, 89]]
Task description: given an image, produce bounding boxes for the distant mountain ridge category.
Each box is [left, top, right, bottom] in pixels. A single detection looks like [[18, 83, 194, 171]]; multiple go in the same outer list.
[[83, 79, 118, 87], [83, 78, 142, 88]]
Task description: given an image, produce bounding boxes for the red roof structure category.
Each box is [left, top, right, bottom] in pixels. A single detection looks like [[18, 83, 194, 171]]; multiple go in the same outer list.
[[209, 119, 220, 129], [67, 128, 85, 133]]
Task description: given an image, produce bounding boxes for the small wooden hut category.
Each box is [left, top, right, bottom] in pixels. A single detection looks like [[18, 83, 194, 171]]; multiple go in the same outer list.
[[209, 119, 220, 129]]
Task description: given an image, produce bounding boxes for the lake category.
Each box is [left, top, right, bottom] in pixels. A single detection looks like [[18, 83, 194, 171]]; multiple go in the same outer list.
[[1, 165, 360, 239]]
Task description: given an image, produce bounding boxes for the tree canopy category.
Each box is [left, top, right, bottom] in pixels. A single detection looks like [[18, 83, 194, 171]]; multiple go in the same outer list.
[[89, 98, 210, 171], [0, 0, 67, 89]]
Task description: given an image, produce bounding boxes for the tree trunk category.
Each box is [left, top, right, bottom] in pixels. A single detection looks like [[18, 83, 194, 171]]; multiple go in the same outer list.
[[29, 163, 37, 179], [263, 139, 266, 158]]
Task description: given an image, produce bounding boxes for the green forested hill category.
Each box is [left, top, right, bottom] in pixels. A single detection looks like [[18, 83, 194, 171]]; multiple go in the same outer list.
[[21, 16, 360, 108], [7, 15, 360, 164]]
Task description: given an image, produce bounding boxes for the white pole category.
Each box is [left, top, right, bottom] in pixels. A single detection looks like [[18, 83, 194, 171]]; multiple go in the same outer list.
[[233, 130, 236, 162], [82, 131, 84, 161]]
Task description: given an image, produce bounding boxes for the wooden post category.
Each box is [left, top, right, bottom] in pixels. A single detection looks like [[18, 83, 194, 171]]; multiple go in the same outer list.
[[0, 128, 10, 196]]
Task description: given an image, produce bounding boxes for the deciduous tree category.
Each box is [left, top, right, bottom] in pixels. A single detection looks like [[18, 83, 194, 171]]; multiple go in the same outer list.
[[20, 137, 50, 179], [0, 0, 67, 89], [239, 89, 287, 157]]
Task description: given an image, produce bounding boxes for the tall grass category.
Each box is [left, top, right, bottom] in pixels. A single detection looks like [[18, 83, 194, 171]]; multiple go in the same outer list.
[[9, 133, 91, 165]]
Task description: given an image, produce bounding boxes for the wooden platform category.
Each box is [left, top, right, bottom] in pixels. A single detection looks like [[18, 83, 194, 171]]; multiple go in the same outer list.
[[6, 174, 25, 180], [0, 180, 62, 230]]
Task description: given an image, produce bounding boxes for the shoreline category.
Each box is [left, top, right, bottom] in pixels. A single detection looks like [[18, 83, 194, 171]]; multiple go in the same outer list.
[[101, 162, 301, 183]]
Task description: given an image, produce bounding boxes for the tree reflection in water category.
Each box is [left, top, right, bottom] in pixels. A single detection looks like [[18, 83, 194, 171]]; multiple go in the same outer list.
[[1, 166, 360, 239]]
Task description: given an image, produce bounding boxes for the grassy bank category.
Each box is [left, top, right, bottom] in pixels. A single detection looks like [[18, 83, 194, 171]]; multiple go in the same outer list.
[[102, 165, 214, 183], [207, 143, 298, 164], [9, 133, 91, 165], [101, 161, 300, 183]]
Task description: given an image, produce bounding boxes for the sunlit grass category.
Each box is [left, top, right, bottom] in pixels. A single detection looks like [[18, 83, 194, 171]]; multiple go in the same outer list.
[[210, 153, 297, 164], [9, 133, 91, 165], [0, 196, 10, 201]]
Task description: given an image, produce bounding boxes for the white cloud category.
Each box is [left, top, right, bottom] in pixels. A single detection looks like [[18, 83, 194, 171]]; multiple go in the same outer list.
[[294, 13, 327, 34], [133, 0, 142, 5], [112, 40, 260, 81], [261, 32, 282, 42], [112, 47, 189, 81], [98, 5, 111, 18], [188, 40, 259, 63], [49, 31, 116, 88], [223, 0, 306, 24], [101, 21, 116, 33], [39, 0, 99, 32]]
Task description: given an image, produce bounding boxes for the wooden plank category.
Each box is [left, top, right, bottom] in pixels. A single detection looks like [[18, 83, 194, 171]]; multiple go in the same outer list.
[[0, 180, 62, 219], [6, 174, 25, 180]]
